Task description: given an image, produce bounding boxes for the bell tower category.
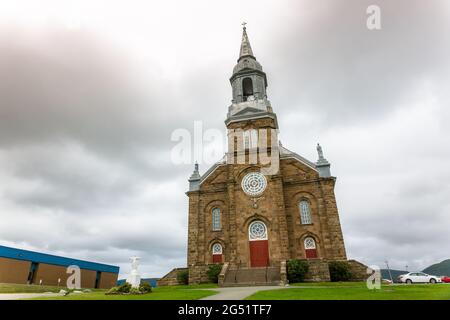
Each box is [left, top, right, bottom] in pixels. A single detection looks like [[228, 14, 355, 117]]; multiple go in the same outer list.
[[226, 25, 279, 157], [230, 24, 268, 103]]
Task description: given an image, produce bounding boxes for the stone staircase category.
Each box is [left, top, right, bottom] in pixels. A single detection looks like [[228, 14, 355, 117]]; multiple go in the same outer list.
[[222, 266, 281, 287], [157, 267, 188, 286]]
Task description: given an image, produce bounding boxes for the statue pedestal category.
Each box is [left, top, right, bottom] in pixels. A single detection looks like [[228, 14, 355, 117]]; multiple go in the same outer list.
[[127, 271, 141, 288]]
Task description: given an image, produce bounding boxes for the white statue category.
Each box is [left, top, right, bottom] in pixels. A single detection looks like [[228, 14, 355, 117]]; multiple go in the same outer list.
[[126, 256, 141, 288], [317, 143, 324, 159]]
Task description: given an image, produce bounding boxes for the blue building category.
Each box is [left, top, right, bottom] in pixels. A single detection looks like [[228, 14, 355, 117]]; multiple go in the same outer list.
[[0, 245, 119, 289]]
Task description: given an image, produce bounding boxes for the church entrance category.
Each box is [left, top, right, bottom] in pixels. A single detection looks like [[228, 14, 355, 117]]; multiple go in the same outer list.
[[248, 221, 269, 267]]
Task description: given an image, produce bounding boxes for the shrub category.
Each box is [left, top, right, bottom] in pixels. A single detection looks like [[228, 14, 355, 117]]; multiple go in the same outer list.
[[328, 261, 352, 282], [129, 287, 141, 295], [287, 259, 309, 283], [105, 286, 119, 295], [177, 270, 189, 285], [117, 282, 132, 293], [139, 282, 152, 293], [63, 288, 75, 296], [207, 264, 223, 283]]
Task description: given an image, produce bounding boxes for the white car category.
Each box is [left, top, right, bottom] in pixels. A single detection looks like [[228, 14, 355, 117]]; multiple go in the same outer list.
[[397, 272, 442, 284]]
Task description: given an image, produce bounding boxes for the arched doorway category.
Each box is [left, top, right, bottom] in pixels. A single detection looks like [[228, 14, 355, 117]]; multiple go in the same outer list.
[[248, 221, 269, 267], [304, 237, 318, 259], [212, 243, 223, 263]]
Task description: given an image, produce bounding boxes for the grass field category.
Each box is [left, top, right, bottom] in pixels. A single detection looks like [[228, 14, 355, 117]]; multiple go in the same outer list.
[[246, 282, 450, 300], [0, 283, 68, 293], [27, 284, 219, 300], [4, 281, 450, 300]]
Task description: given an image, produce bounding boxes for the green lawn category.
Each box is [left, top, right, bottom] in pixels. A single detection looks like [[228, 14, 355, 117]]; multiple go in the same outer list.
[[247, 282, 450, 300], [28, 284, 219, 300], [290, 281, 367, 287], [7, 281, 450, 300], [0, 283, 65, 293]]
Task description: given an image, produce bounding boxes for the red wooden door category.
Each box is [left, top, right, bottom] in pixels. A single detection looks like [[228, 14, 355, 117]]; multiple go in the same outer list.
[[212, 254, 222, 263], [249, 240, 269, 267], [305, 248, 318, 259]]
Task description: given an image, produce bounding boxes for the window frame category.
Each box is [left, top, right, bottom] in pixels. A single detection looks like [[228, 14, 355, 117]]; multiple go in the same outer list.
[[304, 237, 316, 249], [248, 220, 268, 241], [299, 199, 313, 225], [212, 243, 223, 255], [212, 207, 221, 231]]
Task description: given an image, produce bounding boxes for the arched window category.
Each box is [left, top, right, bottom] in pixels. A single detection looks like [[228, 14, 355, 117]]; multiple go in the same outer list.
[[248, 221, 268, 241], [299, 200, 312, 225], [212, 243, 223, 255], [304, 237, 318, 259], [242, 77, 254, 101], [212, 207, 221, 231], [212, 243, 223, 263], [304, 237, 316, 249]]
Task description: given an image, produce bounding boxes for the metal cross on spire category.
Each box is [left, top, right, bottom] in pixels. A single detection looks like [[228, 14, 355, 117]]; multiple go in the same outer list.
[[242, 21, 247, 29]]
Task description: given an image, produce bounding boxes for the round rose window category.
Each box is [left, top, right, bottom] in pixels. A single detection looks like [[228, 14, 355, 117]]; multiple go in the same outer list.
[[249, 221, 267, 240], [241, 172, 267, 196]]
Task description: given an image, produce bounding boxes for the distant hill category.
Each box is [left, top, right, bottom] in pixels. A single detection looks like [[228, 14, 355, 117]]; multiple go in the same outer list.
[[380, 260, 450, 281], [422, 259, 450, 276]]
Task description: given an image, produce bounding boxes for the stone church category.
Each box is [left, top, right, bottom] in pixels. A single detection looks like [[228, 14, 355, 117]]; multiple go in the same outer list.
[[160, 26, 366, 286]]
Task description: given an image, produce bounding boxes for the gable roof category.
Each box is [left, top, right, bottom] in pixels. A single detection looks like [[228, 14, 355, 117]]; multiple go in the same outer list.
[[196, 145, 318, 187], [199, 156, 227, 185], [233, 106, 266, 117], [279, 145, 318, 171]]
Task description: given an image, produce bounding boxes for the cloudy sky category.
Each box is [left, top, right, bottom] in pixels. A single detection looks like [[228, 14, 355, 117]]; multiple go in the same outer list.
[[0, 0, 449, 278]]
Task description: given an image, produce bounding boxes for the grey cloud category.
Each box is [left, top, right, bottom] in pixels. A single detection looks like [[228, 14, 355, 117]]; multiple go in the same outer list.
[[265, 0, 450, 127]]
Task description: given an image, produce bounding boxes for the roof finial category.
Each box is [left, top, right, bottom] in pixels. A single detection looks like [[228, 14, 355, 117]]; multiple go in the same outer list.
[[317, 143, 324, 160], [315, 143, 331, 177], [189, 161, 200, 181], [188, 161, 201, 191], [242, 21, 247, 29]]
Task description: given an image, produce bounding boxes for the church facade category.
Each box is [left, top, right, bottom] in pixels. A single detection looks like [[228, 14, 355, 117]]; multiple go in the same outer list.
[[185, 27, 362, 285]]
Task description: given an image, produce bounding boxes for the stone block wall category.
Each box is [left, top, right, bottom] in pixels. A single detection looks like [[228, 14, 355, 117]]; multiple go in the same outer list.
[[303, 259, 331, 282], [347, 259, 369, 281], [189, 265, 211, 284], [157, 267, 188, 286]]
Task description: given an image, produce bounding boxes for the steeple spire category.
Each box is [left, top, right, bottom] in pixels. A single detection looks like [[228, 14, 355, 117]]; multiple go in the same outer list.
[[227, 23, 273, 123], [239, 22, 254, 61]]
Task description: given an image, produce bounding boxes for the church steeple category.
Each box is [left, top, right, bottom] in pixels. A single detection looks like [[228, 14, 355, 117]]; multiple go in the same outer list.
[[229, 24, 268, 104], [239, 23, 255, 61], [226, 24, 277, 129]]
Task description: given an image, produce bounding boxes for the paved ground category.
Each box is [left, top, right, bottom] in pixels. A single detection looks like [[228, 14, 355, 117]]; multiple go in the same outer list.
[[0, 293, 61, 300], [200, 286, 288, 300]]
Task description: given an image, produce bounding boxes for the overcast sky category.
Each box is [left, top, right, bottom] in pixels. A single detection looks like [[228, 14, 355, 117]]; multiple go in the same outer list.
[[0, 0, 449, 278]]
